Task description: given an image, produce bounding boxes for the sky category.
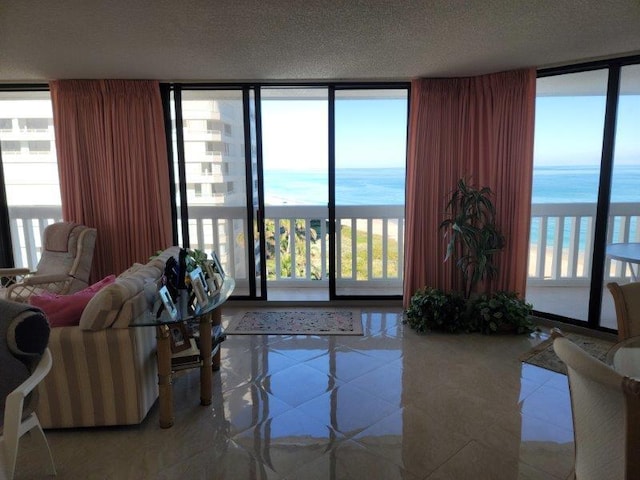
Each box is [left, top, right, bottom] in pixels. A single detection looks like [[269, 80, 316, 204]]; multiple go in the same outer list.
[[260, 97, 408, 171], [534, 95, 639, 166], [260, 92, 639, 170]]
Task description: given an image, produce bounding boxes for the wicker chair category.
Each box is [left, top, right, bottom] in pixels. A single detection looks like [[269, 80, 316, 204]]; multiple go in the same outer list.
[[553, 334, 640, 480], [0, 222, 96, 303], [607, 282, 640, 341]]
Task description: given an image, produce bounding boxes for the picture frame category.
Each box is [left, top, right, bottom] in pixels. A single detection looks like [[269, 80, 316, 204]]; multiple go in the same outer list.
[[189, 268, 209, 308], [203, 260, 220, 293], [159, 285, 178, 320], [203, 260, 216, 283], [168, 322, 191, 353], [211, 251, 225, 279], [189, 266, 209, 295]]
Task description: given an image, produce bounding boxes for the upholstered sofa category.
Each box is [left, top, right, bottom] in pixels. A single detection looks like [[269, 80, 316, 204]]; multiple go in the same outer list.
[[35, 247, 179, 429]]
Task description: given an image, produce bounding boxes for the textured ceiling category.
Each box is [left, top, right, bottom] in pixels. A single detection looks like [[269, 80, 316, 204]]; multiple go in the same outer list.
[[1, 0, 640, 83]]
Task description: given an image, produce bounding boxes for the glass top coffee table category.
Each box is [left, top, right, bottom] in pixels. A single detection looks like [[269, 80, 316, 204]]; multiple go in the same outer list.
[[131, 276, 235, 428], [606, 335, 640, 379]]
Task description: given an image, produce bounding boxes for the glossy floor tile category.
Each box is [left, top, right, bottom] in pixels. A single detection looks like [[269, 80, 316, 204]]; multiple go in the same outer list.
[[15, 307, 576, 479]]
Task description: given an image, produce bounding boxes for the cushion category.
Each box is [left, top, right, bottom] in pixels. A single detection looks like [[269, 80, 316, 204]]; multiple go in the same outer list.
[[110, 275, 153, 328], [78, 283, 129, 331], [79, 274, 149, 331], [118, 262, 145, 278], [29, 275, 116, 328]]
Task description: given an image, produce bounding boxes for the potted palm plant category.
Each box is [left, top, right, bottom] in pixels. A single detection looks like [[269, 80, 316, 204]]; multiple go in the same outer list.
[[405, 178, 534, 335], [439, 178, 505, 300]]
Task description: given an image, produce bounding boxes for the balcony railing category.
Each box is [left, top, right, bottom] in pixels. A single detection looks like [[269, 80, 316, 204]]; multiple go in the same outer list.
[[528, 202, 640, 285], [7, 203, 639, 291], [7, 206, 62, 268], [182, 205, 405, 292]]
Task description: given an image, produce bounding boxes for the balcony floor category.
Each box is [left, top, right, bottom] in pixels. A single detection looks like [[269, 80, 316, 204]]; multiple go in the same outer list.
[[266, 285, 402, 302], [526, 285, 617, 330], [263, 284, 619, 331]]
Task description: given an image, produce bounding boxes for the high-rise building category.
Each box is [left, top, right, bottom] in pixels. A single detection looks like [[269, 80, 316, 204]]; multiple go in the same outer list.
[[0, 97, 61, 206], [0, 96, 247, 208]]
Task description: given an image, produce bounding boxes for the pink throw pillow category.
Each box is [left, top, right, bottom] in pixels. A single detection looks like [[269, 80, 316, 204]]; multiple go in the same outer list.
[[29, 275, 116, 327]]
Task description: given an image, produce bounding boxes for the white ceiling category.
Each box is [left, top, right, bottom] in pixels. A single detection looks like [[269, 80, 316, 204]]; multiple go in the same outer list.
[[1, 0, 640, 83]]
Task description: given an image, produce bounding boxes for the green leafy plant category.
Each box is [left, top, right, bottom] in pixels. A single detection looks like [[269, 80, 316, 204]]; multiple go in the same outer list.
[[404, 287, 468, 333], [405, 178, 534, 337], [185, 248, 209, 272], [440, 178, 505, 299], [471, 291, 534, 334]]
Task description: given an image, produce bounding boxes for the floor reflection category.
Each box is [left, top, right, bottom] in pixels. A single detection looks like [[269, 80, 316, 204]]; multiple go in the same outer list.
[[17, 308, 577, 479]]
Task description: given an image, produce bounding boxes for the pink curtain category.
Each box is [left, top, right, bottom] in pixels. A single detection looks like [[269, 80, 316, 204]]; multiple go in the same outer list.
[[50, 80, 172, 280], [403, 69, 536, 307]]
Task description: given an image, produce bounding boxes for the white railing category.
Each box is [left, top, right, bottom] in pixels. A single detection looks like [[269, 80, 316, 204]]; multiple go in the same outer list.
[[7, 205, 62, 268], [184, 204, 405, 290], [8, 202, 639, 289], [528, 202, 640, 285]]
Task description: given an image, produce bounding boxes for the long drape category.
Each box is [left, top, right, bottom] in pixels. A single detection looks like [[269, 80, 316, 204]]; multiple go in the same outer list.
[[50, 80, 172, 280], [403, 69, 536, 307]]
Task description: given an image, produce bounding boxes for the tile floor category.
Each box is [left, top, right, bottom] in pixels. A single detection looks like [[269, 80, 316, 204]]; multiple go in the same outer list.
[[16, 307, 575, 479]]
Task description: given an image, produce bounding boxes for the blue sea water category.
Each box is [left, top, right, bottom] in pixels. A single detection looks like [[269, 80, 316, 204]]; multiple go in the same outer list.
[[264, 165, 640, 249], [264, 165, 640, 205], [533, 164, 640, 203], [264, 168, 406, 205]]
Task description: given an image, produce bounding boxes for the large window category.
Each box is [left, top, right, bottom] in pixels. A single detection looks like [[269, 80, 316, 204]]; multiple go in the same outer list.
[[173, 89, 253, 296], [526, 70, 608, 322], [601, 64, 640, 327], [527, 60, 640, 331], [0, 91, 61, 268], [334, 89, 407, 296], [260, 88, 329, 291]]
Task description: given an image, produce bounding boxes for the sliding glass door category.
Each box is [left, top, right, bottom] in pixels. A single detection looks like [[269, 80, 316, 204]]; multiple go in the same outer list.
[[333, 89, 407, 297], [260, 88, 329, 301], [527, 61, 640, 331], [600, 65, 640, 328], [525, 70, 608, 322], [175, 89, 254, 296], [169, 83, 408, 300]]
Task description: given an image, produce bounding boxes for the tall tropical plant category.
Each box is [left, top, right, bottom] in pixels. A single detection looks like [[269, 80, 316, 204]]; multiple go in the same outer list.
[[440, 178, 505, 299]]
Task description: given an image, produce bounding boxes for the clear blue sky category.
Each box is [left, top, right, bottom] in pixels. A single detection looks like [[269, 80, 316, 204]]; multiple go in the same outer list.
[[261, 97, 408, 171], [259, 93, 638, 170], [534, 95, 639, 166]]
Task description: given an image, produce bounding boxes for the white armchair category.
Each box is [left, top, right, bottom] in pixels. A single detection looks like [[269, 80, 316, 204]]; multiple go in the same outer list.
[[553, 334, 640, 479], [0, 222, 96, 303]]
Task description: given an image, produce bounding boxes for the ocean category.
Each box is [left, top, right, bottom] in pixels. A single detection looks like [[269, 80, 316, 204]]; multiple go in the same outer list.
[[533, 164, 640, 203], [264, 165, 640, 205], [264, 168, 405, 205]]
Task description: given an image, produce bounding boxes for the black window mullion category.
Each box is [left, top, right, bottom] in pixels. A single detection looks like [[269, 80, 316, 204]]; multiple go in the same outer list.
[[173, 87, 190, 247], [242, 86, 258, 298], [254, 87, 268, 299], [0, 147, 14, 268], [160, 83, 179, 246], [328, 86, 336, 299], [588, 65, 621, 327]]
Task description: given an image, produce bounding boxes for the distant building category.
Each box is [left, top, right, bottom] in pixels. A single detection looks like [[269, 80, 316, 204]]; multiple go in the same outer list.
[[0, 98, 61, 206], [0, 95, 248, 208]]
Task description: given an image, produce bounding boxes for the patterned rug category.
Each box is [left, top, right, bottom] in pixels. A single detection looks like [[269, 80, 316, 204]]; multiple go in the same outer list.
[[520, 332, 616, 375], [225, 310, 363, 336]]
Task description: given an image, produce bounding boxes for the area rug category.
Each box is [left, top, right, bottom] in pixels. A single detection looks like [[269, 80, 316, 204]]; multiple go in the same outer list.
[[520, 332, 616, 375], [225, 310, 363, 336]]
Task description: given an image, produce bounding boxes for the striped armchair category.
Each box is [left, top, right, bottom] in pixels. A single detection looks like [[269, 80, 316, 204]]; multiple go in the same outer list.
[[35, 247, 179, 429]]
